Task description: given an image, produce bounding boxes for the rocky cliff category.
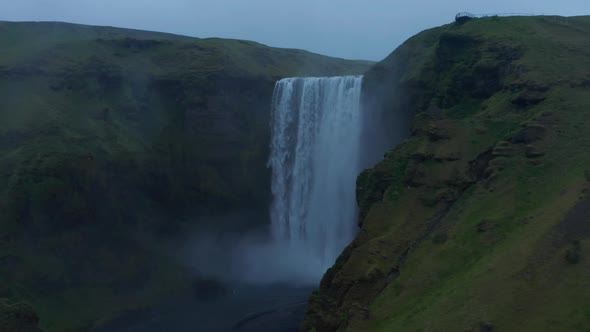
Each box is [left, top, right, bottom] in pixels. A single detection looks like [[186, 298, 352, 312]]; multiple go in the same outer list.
[[0, 21, 371, 331], [304, 15, 590, 331]]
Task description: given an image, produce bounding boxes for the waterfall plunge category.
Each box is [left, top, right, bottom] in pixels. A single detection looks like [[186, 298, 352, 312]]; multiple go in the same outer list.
[[267, 76, 364, 282], [185, 76, 369, 286]]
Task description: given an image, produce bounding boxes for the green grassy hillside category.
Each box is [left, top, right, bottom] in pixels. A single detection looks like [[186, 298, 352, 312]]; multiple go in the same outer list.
[[0, 21, 372, 331], [304, 15, 590, 331]]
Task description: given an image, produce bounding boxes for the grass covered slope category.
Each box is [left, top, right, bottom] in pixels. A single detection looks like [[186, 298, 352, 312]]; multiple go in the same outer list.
[[0, 20, 371, 226], [0, 21, 371, 331], [304, 15, 590, 331]]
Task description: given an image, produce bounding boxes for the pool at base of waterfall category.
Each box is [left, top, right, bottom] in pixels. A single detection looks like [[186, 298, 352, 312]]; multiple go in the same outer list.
[[92, 283, 313, 332]]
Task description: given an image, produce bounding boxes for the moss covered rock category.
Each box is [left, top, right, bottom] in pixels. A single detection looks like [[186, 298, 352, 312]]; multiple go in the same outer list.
[[304, 15, 590, 332]]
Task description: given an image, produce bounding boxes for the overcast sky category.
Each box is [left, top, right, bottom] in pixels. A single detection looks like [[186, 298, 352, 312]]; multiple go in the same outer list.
[[2, 0, 590, 60]]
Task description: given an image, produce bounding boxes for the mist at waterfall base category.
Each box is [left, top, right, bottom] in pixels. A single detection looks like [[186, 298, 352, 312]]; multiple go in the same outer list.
[[186, 76, 370, 286]]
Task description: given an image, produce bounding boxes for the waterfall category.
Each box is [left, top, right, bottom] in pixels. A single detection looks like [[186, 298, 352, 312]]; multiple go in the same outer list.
[[268, 76, 364, 280]]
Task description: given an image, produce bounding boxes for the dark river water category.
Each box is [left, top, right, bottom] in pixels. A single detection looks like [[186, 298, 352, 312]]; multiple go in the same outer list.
[[93, 283, 313, 332]]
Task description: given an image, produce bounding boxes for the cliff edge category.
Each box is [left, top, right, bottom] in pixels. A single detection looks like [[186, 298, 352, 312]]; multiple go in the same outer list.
[[304, 15, 590, 332]]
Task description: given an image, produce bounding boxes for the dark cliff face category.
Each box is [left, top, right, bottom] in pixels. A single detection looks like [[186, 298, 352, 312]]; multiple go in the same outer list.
[[0, 21, 372, 331], [304, 16, 590, 331]]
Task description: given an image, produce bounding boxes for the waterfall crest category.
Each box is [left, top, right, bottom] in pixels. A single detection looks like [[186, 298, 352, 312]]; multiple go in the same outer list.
[[268, 76, 364, 279]]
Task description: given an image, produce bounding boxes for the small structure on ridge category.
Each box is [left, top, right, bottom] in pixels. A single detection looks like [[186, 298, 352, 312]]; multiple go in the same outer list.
[[455, 12, 476, 24]]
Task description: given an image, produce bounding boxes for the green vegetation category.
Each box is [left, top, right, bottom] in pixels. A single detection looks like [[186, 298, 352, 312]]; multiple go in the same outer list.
[[566, 240, 582, 264], [304, 16, 590, 331], [0, 21, 371, 331]]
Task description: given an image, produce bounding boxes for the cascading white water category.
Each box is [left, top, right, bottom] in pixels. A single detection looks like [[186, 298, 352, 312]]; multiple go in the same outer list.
[[268, 76, 364, 280]]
